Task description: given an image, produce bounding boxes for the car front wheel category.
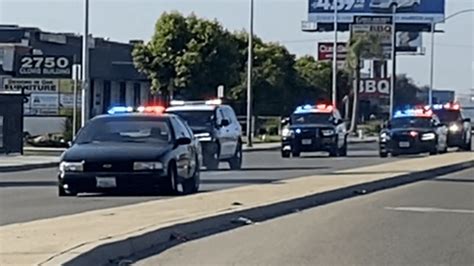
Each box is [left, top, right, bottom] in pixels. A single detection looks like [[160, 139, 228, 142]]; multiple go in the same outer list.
[[228, 143, 243, 170]]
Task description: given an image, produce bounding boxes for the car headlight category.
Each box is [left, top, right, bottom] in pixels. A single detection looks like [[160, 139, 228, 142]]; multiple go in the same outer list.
[[282, 128, 294, 137], [133, 162, 164, 171], [321, 129, 335, 136], [194, 132, 213, 142], [380, 132, 391, 141], [421, 133, 436, 141], [59, 161, 84, 172], [449, 124, 460, 132]]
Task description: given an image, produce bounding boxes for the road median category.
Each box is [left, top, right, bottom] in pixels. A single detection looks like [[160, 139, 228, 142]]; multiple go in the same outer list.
[[0, 153, 472, 265]]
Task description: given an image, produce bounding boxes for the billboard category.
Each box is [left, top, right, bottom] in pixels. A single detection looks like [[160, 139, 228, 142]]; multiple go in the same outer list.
[[308, 0, 445, 25], [15, 55, 73, 78], [351, 24, 393, 59], [396, 32, 422, 52], [318, 42, 348, 61], [357, 78, 390, 98], [2, 78, 59, 115]]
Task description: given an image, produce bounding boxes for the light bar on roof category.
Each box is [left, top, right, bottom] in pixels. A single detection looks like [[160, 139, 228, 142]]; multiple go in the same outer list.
[[108, 106, 133, 115], [137, 106, 165, 114], [394, 108, 432, 118]]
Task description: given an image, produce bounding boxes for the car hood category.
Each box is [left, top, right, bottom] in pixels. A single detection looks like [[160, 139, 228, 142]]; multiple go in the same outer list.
[[390, 128, 434, 134], [61, 142, 172, 162], [289, 124, 334, 129]]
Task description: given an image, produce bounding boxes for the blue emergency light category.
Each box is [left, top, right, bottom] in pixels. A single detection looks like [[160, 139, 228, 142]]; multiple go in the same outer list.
[[107, 106, 134, 115]]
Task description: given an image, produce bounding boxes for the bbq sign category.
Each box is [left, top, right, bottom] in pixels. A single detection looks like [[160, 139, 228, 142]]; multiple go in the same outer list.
[[16, 55, 73, 78]]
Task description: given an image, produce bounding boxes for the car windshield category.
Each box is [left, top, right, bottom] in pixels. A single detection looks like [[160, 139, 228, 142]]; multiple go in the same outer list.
[[168, 111, 215, 128], [291, 113, 332, 125], [434, 110, 462, 123], [75, 117, 172, 144], [390, 117, 432, 128]]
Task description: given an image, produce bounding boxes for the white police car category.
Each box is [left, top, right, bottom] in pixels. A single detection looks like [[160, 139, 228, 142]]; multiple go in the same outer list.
[[166, 99, 243, 170]]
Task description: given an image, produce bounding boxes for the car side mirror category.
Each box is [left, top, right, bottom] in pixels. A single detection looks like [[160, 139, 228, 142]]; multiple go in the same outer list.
[[281, 117, 290, 126], [463, 118, 471, 123], [333, 118, 343, 125], [176, 137, 191, 146], [220, 119, 230, 127]]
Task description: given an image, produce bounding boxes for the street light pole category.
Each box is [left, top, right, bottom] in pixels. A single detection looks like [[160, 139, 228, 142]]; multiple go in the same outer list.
[[332, 0, 338, 107], [246, 0, 254, 147], [81, 0, 90, 127], [428, 9, 474, 108], [389, 5, 396, 119], [429, 21, 435, 107]]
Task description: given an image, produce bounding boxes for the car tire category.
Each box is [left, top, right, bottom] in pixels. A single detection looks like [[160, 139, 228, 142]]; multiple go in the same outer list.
[[58, 184, 77, 197], [205, 143, 220, 170], [162, 162, 179, 195], [391, 152, 400, 157], [281, 150, 291, 158], [228, 143, 243, 170], [461, 138, 472, 151], [379, 151, 388, 158], [429, 146, 438, 155], [182, 156, 200, 194], [329, 145, 339, 157], [338, 138, 348, 157], [292, 151, 300, 157]]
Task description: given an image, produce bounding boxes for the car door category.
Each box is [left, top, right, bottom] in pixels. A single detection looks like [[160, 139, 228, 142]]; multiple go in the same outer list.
[[214, 108, 229, 158], [171, 117, 194, 178], [433, 116, 447, 149], [222, 106, 240, 156], [333, 110, 345, 148]]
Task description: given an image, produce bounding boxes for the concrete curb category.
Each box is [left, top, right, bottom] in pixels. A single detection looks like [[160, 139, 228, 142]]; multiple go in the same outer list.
[[0, 162, 58, 173], [59, 160, 473, 266]]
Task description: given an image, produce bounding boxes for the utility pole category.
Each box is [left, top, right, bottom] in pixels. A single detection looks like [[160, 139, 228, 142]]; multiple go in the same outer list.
[[389, 5, 396, 119], [332, 0, 338, 107], [246, 0, 254, 147], [81, 0, 90, 127]]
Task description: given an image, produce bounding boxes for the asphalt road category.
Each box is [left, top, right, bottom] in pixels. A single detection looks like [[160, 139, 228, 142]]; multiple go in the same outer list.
[[0, 142, 398, 225], [137, 168, 474, 266]]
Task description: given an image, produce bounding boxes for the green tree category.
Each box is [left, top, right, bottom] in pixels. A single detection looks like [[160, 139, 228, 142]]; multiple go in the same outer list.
[[132, 12, 241, 101], [294, 56, 351, 111], [346, 33, 383, 132], [395, 74, 422, 107], [229, 35, 298, 116]]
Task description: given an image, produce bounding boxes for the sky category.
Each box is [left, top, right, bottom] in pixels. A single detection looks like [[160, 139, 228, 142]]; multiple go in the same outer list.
[[0, 0, 473, 94]]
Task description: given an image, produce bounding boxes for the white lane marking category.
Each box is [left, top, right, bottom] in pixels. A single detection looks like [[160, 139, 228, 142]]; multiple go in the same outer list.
[[385, 207, 474, 214]]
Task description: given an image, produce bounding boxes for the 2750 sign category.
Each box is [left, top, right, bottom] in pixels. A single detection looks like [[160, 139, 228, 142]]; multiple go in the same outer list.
[[16, 55, 73, 78]]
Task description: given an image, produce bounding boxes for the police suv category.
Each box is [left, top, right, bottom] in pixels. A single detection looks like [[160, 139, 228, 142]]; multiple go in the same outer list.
[[432, 102, 472, 151], [281, 104, 348, 158], [379, 107, 448, 157], [166, 99, 243, 170]]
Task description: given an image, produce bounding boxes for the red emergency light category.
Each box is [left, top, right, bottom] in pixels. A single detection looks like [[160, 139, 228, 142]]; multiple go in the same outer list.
[[137, 106, 165, 114]]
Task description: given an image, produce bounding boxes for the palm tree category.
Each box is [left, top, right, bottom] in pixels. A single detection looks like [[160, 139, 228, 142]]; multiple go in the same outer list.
[[345, 33, 384, 133]]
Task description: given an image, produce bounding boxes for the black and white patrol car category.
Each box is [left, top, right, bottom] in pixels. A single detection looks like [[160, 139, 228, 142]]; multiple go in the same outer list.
[[281, 104, 348, 158], [432, 102, 472, 151], [379, 107, 448, 157]]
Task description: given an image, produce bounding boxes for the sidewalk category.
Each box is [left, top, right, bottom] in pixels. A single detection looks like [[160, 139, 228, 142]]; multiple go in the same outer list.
[[0, 153, 471, 265], [0, 155, 59, 172]]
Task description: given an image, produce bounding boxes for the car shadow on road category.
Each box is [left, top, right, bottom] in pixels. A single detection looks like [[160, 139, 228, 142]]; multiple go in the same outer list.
[[201, 179, 285, 185], [429, 178, 474, 184], [0, 181, 56, 188], [204, 166, 329, 172]]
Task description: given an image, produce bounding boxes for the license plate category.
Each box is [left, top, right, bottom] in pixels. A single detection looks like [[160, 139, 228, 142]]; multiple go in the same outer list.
[[399, 141, 410, 148], [302, 139, 312, 145], [96, 177, 117, 188]]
